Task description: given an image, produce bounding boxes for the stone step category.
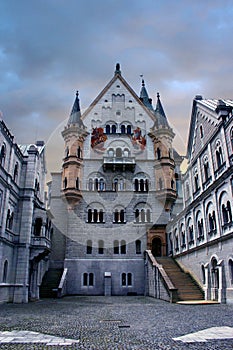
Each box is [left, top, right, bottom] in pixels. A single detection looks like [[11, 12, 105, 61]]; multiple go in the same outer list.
[[40, 268, 63, 298]]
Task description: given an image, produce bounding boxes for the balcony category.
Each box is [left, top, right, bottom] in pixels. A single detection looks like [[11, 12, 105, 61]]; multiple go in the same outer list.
[[61, 187, 82, 205], [103, 156, 136, 172], [154, 157, 175, 169]]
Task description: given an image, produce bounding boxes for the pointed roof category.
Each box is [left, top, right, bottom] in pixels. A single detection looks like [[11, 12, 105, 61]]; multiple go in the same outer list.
[[139, 79, 154, 111], [68, 91, 85, 127], [82, 63, 156, 122], [154, 93, 169, 127]]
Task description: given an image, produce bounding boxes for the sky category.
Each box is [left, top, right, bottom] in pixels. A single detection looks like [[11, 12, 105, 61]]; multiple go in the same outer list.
[[0, 0, 233, 175]]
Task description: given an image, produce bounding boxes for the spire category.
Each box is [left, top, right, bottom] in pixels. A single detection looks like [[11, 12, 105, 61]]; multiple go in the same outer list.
[[154, 92, 169, 127], [68, 91, 84, 127], [139, 78, 153, 111], [114, 63, 121, 75]]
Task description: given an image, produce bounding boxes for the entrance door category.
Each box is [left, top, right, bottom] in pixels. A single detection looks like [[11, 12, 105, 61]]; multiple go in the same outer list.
[[152, 238, 162, 257]]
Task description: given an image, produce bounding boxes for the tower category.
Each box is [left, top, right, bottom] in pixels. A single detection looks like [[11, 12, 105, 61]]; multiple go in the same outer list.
[[61, 91, 88, 207]]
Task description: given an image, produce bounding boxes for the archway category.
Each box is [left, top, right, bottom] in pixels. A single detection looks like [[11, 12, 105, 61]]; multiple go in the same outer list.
[[152, 237, 162, 257]]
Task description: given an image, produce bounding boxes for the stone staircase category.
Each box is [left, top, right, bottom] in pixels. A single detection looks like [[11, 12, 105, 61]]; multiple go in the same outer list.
[[156, 257, 204, 301], [40, 268, 63, 298]]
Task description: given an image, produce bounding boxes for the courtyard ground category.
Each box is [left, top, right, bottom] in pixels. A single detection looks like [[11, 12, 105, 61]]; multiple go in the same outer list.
[[0, 296, 232, 349]]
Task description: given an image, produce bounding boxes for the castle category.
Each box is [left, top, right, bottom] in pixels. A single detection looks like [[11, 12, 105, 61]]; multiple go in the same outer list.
[[0, 64, 232, 303]]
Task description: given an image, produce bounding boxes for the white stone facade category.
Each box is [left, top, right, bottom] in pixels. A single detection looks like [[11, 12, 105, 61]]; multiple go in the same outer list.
[[0, 120, 50, 303], [167, 97, 233, 303], [48, 65, 179, 296]]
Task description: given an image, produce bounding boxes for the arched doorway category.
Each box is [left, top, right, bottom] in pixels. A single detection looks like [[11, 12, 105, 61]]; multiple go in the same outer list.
[[211, 258, 219, 301], [152, 237, 162, 257]]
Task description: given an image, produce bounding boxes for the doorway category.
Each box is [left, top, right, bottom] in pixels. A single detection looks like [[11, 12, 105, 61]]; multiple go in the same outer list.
[[152, 237, 162, 257]]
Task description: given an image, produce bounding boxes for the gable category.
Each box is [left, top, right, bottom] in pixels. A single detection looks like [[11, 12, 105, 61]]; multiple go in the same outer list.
[[187, 99, 219, 161]]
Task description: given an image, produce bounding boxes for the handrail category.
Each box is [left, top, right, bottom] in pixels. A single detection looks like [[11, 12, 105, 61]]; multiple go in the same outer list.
[[57, 268, 68, 298], [145, 250, 178, 302]]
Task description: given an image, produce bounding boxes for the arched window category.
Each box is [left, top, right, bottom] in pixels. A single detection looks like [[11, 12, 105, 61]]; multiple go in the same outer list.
[[65, 146, 69, 157], [2, 260, 8, 283], [127, 273, 132, 286], [114, 240, 119, 254], [99, 178, 105, 191], [201, 264, 206, 284], [34, 218, 43, 236], [203, 156, 210, 182], [194, 168, 199, 192], [112, 124, 117, 134], [222, 201, 232, 225], [106, 125, 110, 134], [121, 125, 126, 134], [136, 240, 141, 254], [86, 240, 92, 254], [6, 209, 10, 229], [141, 209, 145, 223], [139, 179, 144, 192], [209, 211, 216, 232], [99, 209, 104, 223], [134, 179, 139, 192], [13, 162, 19, 182], [76, 177, 79, 190], [83, 273, 88, 286], [127, 125, 131, 134], [120, 209, 125, 223], [89, 273, 94, 286], [216, 140, 224, 168], [88, 209, 92, 223], [95, 178, 98, 191], [0, 144, 6, 166], [120, 240, 126, 254], [98, 240, 104, 254], [135, 209, 140, 223]]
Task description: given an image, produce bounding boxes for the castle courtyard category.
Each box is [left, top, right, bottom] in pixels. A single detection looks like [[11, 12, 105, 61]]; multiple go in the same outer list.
[[0, 296, 232, 349]]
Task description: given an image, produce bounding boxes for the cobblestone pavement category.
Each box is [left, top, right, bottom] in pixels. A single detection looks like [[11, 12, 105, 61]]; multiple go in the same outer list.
[[0, 296, 233, 349]]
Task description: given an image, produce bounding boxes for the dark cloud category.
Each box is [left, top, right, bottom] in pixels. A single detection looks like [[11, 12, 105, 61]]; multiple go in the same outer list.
[[0, 0, 232, 169]]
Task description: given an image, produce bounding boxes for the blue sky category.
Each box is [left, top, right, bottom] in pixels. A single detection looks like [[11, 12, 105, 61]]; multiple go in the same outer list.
[[0, 0, 232, 171]]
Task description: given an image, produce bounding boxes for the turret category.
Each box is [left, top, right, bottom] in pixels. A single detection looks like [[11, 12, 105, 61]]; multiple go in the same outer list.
[[61, 91, 88, 206], [149, 93, 177, 211]]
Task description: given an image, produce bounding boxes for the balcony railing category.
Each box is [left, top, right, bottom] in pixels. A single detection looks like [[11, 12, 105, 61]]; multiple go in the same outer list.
[[103, 156, 136, 172]]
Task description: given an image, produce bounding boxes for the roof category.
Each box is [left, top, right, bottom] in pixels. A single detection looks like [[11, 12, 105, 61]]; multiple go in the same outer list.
[[68, 91, 85, 127]]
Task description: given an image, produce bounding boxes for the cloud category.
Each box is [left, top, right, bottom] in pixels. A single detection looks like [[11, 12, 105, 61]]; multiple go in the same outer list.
[[0, 0, 232, 165]]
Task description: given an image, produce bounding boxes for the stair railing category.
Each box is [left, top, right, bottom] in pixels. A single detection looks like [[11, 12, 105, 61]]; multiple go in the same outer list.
[[57, 268, 68, 298], [145, 250, 178, 303]]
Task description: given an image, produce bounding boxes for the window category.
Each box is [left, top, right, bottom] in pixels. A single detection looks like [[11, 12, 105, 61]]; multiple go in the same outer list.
[[197, 218, 204, 240], [229, 259, 233, 285], [157, 147, 161, 160], [0, 144, 6, 167], [127, 125, 131, 134], [222, 201, 232, 225], [77, 146, 82, 158], [2, 260, 8, 283], [88, 179, 93, 191], [121, 273, 132, 286], [112, 125, 117, 134], [200, 125, 204, 138], [87, 209, 104, 223], [98, 240, 104, 254], [83, 273, 94, 286], [208, 211, 216, 232], [134, 207, 151, 223], [76, 177, 79, 190], [120, 240, 126, 254], [201, 265, 206, 284], [34, 218, 43, 236], [136, 240, 141, 254], [63, 177, 67, 189], [216, 140, 224, 168], [65, 147, 69, 157], [194, 168, 199, 192], [121, 125, 126, 134], [113, 209, 125, 223], [114, 240, 119, 254], [106, 125, 110, 134], [86, 240, 92, 254], [13, 162, 19, 182], [203, 156, 210, 182], [134, 178, 149, 192]]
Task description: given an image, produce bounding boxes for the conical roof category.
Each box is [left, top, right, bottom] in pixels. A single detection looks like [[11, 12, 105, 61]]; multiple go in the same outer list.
[[68, 91, 85, 127], [139, 79, 154, 111], [154, 93, 169, 127]]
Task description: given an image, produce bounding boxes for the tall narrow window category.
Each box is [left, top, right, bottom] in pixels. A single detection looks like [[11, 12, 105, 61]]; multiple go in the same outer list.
[[121, 125, 125, 134], [34, 218, 43, 236], [200, 125, 204, 138], [76, 177, 79, 190], [127, 125, 131, 134], [120, 240, 126, 254], [89, 273, 94, 286], [64, 177, 67, 189], [13, 162, 19, 182], [122, 273, 126, 286], [216, 141, 224, 168], [136, 240, 141, 254], [86, 240, 92, 254], [106, 125, 110, 134], [127, 273, 132, 286], [77, 146, 82, 158], [114, 240, 119, 254], [0, 144, 6, 166], [98, 240, 104, 254], [2, 260, 8, 283], [112, 125, 116, 134], [83, 273, 88, 286]]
